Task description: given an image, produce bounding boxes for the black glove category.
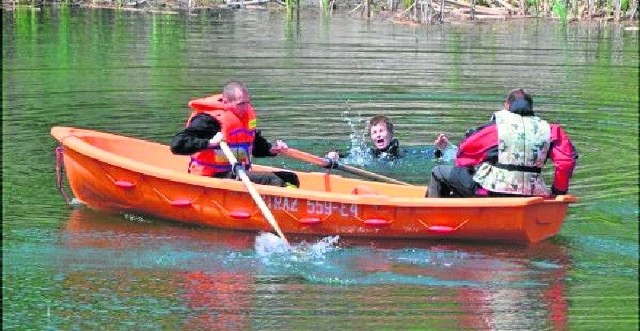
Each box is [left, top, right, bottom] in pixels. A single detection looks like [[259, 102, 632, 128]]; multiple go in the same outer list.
[[551, 186, 567, 195], [434, 149, 443, 159], [231, 163, 246, 176], [273, 171, 300, 188]]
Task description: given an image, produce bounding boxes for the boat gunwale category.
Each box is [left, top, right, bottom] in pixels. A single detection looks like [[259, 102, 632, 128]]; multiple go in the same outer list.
[[51, 126, 575, 208]]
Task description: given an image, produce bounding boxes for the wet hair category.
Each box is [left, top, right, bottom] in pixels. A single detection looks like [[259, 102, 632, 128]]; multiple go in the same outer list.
[[222, 80, 250, 103], [506, 88, 533, 112], [368, 115, 394, 134]]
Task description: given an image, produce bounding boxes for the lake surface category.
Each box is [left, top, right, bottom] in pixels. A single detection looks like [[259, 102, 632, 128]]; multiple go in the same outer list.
[[3, 6, 638, 330]]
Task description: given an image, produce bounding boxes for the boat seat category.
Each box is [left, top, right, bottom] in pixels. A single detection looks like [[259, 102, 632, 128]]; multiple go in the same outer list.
[[351, 185, 379, 195]]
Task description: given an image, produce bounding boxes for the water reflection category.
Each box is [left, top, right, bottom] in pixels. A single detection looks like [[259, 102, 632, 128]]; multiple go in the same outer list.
[[56, 208, 571, 330]]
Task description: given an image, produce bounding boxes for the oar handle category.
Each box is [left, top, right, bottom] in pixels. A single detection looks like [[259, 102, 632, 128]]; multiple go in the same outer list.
[[219, 141, 289, 245]]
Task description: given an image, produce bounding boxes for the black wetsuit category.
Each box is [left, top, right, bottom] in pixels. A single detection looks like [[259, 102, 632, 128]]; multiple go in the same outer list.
[[334, 138, 442, 163]]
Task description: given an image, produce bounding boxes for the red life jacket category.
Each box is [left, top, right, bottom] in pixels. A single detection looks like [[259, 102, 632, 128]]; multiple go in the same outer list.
[[186, 94, 257, 176]]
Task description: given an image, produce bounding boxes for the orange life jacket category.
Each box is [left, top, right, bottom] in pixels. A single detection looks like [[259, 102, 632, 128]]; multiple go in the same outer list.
[[186, 94, 257, 176]]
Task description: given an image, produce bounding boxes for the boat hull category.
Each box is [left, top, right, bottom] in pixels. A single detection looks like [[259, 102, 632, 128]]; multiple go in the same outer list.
[[52, 127, 577, 244]]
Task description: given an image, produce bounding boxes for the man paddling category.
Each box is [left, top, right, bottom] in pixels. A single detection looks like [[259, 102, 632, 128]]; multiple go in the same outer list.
[[170, 80, 299, 188]]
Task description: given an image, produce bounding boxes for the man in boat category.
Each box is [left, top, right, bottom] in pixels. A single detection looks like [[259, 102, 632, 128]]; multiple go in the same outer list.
[[426, 88, 578, 198], [325, 115, 452, 166], [170, 81, 299, 188]]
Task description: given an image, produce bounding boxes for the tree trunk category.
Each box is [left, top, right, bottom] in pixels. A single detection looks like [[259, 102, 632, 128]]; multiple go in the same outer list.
[[471, 0, 476, 19], [630, 0, 639, 19], [364, 0, 370, 18]]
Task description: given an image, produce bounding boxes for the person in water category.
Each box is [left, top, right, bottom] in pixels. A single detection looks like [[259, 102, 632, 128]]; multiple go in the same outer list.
[[170, 80, 299, 188], [325, 115, 449, 164], [426, 88, 578, 198], [324, 115, 402, 163]]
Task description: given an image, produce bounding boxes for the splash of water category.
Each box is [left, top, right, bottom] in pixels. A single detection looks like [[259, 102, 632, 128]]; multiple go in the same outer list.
[[70, 198, 84, 207], [121, 213, 151, 224], [340, 107, 372, 166], [291, 235, 341, 263], [254, 232, 341, 265], [254, 232, 291, 257]]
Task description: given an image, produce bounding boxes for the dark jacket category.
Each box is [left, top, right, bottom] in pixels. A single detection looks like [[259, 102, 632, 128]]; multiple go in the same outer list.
[[170, 113, 276, 158], [371, 138, 404, 161]]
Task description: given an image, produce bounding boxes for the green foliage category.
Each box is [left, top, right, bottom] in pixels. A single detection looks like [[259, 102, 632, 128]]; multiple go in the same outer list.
[[321, 0, 330, 12], [552, 0, 568, 21], [286, 0, 294, 12], [621, 0, 630, 11], [403, 0, 414, 9]]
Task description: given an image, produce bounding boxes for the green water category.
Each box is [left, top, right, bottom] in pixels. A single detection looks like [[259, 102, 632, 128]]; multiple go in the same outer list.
[[3, 6, 638, 330]]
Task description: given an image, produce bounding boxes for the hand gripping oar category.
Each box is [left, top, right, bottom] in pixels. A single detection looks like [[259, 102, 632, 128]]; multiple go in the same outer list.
[[219, 141, 290, 246], [281, 148, 411, 186]]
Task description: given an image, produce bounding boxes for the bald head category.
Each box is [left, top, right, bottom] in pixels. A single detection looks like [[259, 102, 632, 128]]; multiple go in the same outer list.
[[221, 81, 252, 117], [223, 81, 250, 104]]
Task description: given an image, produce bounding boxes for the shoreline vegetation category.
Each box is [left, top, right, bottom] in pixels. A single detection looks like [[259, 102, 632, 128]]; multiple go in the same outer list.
[[3, 0, 639, 26]]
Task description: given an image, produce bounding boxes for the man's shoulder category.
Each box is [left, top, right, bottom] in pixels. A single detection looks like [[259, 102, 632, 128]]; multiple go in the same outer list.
[[187, 112, 221, 131], [190, 112, 214, 121]]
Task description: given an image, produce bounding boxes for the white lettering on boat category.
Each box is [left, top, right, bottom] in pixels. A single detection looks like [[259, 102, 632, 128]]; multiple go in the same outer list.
[[306, 200, 358, 217], [262, 196, 358, 217], [262, 196, 298, 212]]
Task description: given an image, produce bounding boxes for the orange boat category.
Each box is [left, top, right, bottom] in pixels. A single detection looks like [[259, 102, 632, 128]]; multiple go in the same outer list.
[[51, 126, 577, 244]]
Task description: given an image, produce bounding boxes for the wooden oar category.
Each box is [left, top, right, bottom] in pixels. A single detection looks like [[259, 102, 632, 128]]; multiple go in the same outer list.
[[281, 148, 411, 186], [219, 141, 290, 246]]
